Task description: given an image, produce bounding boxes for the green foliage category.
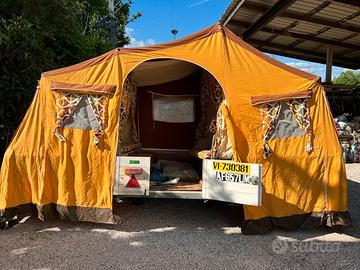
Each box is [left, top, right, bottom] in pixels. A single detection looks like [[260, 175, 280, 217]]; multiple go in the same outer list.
[[333, 70, 360, 86], [114, 0, 142, 47], [0, 17, 53, 156], [0, 0, 140, 158]]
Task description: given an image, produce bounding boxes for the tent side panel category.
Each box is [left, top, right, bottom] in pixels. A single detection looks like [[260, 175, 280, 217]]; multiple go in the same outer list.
[[241, 85, 350, 234], [1, 59, 122, 223]]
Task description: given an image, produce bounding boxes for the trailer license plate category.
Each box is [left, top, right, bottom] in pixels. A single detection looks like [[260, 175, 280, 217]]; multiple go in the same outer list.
[[212, 161, 251, 175]]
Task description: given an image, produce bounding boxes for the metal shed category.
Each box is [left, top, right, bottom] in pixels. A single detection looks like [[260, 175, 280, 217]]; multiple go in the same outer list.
[[220, 0, 360, 82]]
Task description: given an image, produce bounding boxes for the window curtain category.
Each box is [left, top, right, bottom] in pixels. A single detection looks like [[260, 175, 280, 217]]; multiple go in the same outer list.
[[259, 102, 282, 159], [87, 94, 108, 145], [54, 91, 82, 142], [286, 99, 313, 152]]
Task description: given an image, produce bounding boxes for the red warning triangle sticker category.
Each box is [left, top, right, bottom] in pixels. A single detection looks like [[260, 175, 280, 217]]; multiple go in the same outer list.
[[125, 174, 140, 188]]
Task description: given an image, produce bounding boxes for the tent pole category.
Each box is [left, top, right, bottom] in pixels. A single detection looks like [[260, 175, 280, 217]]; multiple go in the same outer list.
[[326, 45, 333, 83], [109, 0, 116, 48]]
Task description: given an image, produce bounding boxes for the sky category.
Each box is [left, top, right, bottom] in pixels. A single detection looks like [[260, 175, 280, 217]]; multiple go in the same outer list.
[[126, 0, 351, 80]]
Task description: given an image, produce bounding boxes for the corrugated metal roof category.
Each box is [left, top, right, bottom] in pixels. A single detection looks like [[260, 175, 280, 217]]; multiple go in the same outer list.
[[220, 0, 360, 69]]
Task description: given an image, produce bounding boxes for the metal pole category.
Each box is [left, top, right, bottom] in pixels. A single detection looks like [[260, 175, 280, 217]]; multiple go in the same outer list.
[[222, 0, 246, 26], [109, 0, 116, 48], [326, 45, 333, 83]]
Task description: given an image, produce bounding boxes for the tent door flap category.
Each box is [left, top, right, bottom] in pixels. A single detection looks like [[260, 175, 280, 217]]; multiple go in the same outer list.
[[202, 160, 262, 206]]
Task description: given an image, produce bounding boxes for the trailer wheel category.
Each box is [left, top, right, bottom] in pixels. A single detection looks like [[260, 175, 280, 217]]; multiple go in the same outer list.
[[0, 218, 18, 230]]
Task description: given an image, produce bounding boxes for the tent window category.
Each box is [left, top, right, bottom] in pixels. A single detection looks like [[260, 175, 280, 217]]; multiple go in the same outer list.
[[63, 96, 100, 130], [259, 99, 312, 159], [152, 93, 195, 123], [54, 91, 108, 145], [271, 103, 305, 139]]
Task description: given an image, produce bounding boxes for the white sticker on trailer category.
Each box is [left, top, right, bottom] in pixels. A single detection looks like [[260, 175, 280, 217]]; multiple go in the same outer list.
[[203, 160, 262, 206]]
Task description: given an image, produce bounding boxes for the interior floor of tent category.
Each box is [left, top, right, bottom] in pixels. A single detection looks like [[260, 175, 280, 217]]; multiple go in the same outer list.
[[117, 59, 225, 193], [122, 146, 204, 192]]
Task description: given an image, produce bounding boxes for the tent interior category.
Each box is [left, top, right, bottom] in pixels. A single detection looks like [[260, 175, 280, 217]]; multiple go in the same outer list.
[[117, 59, 227, 191]]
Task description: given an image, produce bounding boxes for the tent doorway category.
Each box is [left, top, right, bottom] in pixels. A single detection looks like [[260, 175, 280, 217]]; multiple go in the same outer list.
[[116, 59, 227, 195]]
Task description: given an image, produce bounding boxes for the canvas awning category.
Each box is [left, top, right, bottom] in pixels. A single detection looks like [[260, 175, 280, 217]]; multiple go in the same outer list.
[[131, 59, 199, 86]]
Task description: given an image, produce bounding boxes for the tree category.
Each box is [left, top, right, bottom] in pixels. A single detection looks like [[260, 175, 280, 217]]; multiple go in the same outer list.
[[0, 0, 140, 158], [333, 70, 360, 86]]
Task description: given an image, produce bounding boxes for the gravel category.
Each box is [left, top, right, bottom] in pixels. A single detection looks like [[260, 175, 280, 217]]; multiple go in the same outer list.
[[1, 164, 359, 270]]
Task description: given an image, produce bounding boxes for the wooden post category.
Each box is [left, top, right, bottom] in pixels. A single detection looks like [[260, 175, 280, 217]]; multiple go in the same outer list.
[[326, 45, 333, 83]]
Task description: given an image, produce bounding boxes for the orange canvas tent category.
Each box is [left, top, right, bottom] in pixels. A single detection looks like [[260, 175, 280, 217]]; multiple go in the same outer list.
[[0, 23, 351, 234]]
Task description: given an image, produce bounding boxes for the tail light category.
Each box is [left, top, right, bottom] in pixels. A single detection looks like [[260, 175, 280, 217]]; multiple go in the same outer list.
[[125, 174, 141, 188], [124, 167, 142, 175]]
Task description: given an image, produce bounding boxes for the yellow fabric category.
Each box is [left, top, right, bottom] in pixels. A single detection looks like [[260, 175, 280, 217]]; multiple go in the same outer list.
[[0, 24, 347, 223]]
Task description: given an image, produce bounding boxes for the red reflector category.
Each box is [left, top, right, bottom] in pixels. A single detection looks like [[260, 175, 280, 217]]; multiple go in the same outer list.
[[125, 167, 142, 175], [125, 174, 140, 188]]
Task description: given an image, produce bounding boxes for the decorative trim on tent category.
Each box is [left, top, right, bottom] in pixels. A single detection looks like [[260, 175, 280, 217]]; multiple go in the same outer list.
[[54, 91, 82, 142], [211, 101, 233, 159], [250, 89, 312, 106], [121, 143, 142, 154], [54, 91, 108, 145], [0, 203, 116, 226], [50, 80, 117, 96], [87, 95, 108, 145], [196, 70, 224, 142], [119, 77, 138, 144], [286, 99, 313, 153], [259, 102, 282, 159], [42, 49, 119, 77], [241, 211, 352, 235]]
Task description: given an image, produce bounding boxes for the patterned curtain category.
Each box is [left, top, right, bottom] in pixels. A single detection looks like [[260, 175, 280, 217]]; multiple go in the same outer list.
[[195, 70, 224, 142], [87, 94, 108, 145], [119, 77, 138, 144], [259, 102, 282, 159], [54, 91, 82, 142], [211, 101, 233, 159], [286, 99, 313, 152]]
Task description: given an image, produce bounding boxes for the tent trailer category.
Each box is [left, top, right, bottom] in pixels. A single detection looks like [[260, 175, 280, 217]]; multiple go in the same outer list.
[[0, 24, 351, 234], [113, 59, 262, 205]]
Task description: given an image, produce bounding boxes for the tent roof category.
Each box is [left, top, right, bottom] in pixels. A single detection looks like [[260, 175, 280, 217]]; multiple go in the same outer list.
[[43, 23, 318, 83], [42, 24, 221, 78]]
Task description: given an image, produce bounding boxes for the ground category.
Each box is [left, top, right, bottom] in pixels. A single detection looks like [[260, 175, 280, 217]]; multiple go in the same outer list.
[[1, 165, 359, 270]]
